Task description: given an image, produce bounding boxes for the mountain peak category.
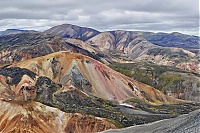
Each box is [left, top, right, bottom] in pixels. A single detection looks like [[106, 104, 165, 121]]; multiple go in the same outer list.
[[44, 24, 100, 41]]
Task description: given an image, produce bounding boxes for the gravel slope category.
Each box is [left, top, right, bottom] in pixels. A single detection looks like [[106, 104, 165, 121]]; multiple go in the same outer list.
[[102, 109, 200, 133]]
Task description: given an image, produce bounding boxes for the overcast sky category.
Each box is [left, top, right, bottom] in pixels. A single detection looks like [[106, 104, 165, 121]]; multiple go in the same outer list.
[[0, 0, 199, 35]]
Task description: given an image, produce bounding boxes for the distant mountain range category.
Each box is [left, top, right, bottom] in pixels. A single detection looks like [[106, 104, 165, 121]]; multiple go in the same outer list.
[[1, 24, 198, 50], [0, 29, 37, 36], [140, 32, 199, 49], [44, 24, 199, 50]]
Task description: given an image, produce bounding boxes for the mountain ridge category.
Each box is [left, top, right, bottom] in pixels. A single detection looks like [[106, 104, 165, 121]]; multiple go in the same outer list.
[[87, 30, 199, 73], [44, 24, 199, 49], [0, 32, 111, 65], [0, 29, 37, 36]]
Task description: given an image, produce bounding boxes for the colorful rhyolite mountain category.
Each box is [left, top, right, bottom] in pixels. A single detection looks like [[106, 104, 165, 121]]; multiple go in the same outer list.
[[9, 51, 181, 103], [0, 51, 187, 132]]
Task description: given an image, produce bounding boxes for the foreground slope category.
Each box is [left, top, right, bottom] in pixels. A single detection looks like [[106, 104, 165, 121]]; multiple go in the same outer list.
[[102, 109, 200, 133], [11, 51, 182, 104]]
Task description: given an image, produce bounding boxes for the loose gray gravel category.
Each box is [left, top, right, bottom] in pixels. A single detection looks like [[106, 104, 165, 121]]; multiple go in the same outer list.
[[102, 109, 200, 133]]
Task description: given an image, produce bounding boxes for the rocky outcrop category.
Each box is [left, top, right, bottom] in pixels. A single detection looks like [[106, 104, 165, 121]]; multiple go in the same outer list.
[[0, 66, 116, 132], [0, 67, 37, 103], [0, 101, 115, 133]]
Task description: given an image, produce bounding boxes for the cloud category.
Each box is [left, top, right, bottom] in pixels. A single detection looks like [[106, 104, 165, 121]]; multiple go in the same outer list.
[[0, 0, 199, 35]]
